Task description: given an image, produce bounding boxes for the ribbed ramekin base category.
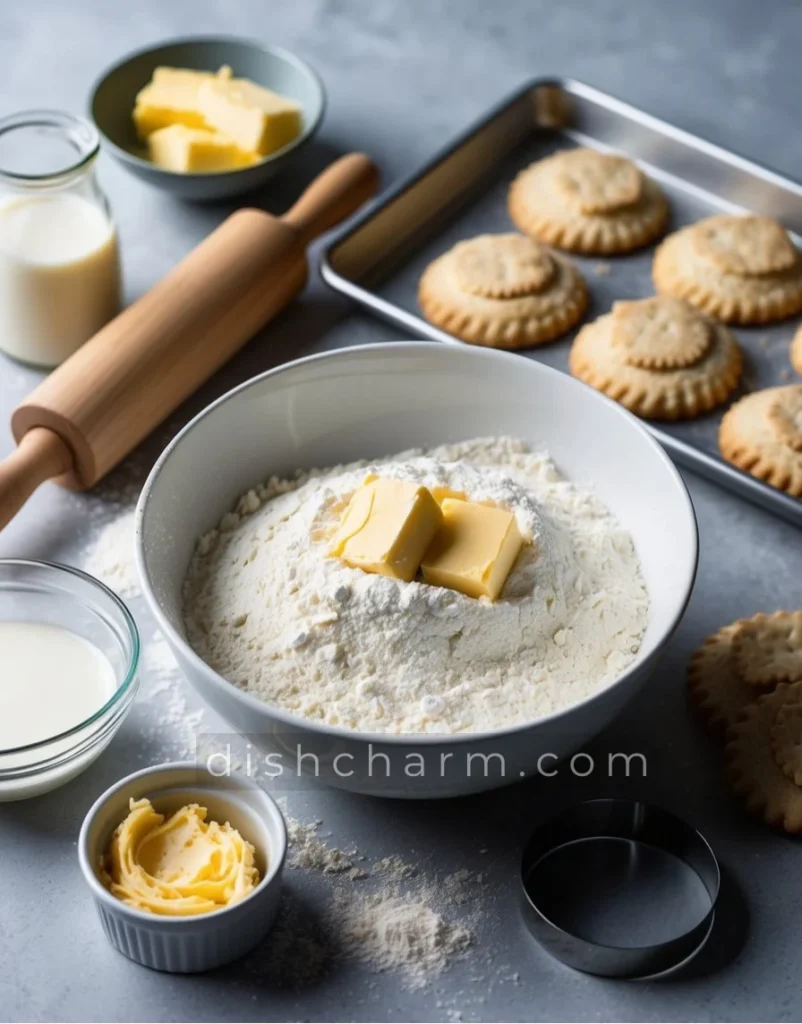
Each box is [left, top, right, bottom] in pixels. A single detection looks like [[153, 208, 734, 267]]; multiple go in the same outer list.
[[96, 900, 270, 973]]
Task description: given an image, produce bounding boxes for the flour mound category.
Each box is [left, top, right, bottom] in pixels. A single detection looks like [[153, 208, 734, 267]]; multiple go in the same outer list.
[[183, 437, 648, 734]]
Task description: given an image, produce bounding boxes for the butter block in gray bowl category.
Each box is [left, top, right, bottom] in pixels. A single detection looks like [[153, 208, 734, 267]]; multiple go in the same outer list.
[[78, 761, 287, 972], [90, 37, 325, 201]]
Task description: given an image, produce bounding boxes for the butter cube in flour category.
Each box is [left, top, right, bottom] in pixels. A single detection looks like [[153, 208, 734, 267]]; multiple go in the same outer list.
[[421, 499, 524, 601], [198, 75, 302, 156], [330, 477, 443, 583], [133, 66, 233, 139], [430, 486, 467, 505]]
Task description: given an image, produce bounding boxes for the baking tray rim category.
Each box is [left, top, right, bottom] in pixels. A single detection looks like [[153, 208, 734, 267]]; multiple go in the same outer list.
[[319, 76, 802, 529]]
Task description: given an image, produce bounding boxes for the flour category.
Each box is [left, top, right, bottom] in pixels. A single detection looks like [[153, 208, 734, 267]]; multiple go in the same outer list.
[[83, 506, 140, 598], [258, 863, 476, 992], [76, 446, 152, 598], [139, 631, 205, 759], [286, 816, 361, 876], [335, 890, 472, 989], [59, 444, 212, 771], [280, 808, 483, 991], [373, 854, 418, 881], [184, 437, 648, 735], [75, 481, 206, 759]]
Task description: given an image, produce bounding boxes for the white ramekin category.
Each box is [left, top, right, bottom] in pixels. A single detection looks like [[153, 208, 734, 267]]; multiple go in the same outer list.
[[78, 761, 286, 973]]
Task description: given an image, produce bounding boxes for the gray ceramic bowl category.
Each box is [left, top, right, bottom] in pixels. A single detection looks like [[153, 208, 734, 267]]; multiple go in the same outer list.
[[90, 36, 325, 201]]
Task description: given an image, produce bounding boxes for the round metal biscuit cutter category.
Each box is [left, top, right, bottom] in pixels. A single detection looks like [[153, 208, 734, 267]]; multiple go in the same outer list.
[[520, 799, 720, 979]]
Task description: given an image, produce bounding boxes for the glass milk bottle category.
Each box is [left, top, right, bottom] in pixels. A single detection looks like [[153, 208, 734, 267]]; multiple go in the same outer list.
[[0, 110, 121, 368]]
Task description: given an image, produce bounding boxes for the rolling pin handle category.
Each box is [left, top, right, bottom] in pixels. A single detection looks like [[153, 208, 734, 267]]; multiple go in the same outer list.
[[282, 152, 380, 247], [0, 428, 73, 532]]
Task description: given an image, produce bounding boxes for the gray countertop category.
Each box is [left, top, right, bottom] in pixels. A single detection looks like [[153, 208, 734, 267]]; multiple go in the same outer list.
[[2, 1, 802, 1020]]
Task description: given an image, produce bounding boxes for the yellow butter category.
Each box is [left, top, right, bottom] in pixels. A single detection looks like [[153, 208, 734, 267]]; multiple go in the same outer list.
[[421, 498, 524, 601], [133, 65, 232, 139], [330, 476, 443, 583], [198, 75, 302, 156], [100, 797, 260, 917], [148, 124, 257, 173], [430, 486, 467, 505]]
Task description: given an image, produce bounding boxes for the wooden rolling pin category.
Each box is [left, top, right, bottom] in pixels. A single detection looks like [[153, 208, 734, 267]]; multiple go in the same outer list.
[[0, 152, 378, 530]]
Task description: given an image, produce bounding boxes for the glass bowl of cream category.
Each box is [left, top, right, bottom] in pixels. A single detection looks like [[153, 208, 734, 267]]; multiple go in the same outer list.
[[0, 559, 139, 801]]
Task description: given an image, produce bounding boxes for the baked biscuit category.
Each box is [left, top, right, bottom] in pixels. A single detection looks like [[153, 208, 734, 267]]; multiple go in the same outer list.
[[508, 148, 668, 255], [568, 296, 742, 419], [792, 325, 802, 375], [719, 385, 802, 496], [732, 611, 802, 685], [687, 622, 757, 736], [725, 682, 802, 834], [653, 215, 802, 324], [771, 699, 802, 786], [418, 233, 588, 349]]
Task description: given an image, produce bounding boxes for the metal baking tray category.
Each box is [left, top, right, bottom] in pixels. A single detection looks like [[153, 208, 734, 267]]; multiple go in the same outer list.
[[320, 78, 802, 528]]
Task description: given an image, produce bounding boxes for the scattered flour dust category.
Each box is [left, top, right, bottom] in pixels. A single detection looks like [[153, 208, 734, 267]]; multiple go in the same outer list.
[[184, 436, 649, 735], [335, 889, 472, 990], [75, 473, 206, 760], [84, 506, 140, 598], [139, 630, 205, 759], [286, 816, 364, 877], [77, 447, 154, 599], [276, 807, 484, 992]]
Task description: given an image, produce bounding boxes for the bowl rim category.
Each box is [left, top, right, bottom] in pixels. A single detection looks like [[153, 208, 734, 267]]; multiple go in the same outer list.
[[135, 341, 699, 747], [88, 34, 326, 178], [77, 760, 287, 926], [0, 558, 140, 759]]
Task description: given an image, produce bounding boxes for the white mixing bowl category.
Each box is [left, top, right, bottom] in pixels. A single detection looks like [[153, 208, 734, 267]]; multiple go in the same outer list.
[[136, 342, 697, 799]]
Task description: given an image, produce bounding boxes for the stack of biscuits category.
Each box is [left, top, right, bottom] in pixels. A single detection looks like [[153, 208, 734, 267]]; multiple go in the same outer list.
[[418, 146, 802, 498], [688, 611, 802, 832]]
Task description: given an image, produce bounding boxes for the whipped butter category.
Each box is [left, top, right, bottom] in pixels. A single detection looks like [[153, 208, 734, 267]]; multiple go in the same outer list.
[[101, 798, 260, 916]]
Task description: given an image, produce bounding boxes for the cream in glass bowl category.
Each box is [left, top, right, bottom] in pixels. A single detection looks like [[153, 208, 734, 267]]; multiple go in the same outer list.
[[0, 559, 139, 800]]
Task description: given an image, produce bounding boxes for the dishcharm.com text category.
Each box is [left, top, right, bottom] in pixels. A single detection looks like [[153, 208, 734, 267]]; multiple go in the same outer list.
[[203, 744, 647, 780]]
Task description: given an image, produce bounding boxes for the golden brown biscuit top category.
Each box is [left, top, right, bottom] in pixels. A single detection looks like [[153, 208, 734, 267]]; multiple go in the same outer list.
[[767, 385, 802, 452], [553, 149, 643, 215], [610, 296, 712, 369], [691, 215, 798, 276], [732, 611, 802, 685], [451, 234, 555, 297]]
